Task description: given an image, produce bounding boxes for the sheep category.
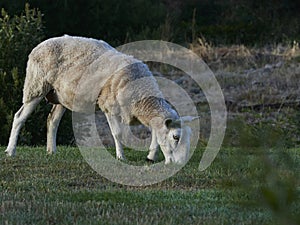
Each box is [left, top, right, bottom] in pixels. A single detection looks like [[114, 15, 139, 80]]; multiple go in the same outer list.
[[5, 35, 196, 164]]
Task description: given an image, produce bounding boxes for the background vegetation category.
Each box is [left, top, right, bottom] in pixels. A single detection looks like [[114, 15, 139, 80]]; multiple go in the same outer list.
[[0, 0, 299, 146], [1, 0, 300, 45], [0, 4, 44, 145]]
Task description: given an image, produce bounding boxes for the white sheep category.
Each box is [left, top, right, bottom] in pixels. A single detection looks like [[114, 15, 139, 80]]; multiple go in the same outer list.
[[5, 35, 196, 164]]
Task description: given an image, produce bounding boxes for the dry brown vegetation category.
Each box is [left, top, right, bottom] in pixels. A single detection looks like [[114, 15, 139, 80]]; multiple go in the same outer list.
[[189, 39, 300, 146], [95, 41, 300, 147]]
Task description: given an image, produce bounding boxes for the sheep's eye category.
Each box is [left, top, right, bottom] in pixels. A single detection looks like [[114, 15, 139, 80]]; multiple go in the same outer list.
[[173, 135, 180, 142]]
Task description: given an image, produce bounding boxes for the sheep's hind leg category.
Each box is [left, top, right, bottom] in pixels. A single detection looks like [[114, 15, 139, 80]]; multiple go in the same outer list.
[[47, 104, 66, 154], [5, 97, 42, 156], [105, 114, 126, 160]]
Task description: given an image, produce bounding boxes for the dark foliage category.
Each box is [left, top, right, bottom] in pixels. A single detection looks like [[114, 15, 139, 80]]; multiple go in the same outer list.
[[0, 4, 45, 145], [1, 0, 299, 45], [0, 1, 299, 145]]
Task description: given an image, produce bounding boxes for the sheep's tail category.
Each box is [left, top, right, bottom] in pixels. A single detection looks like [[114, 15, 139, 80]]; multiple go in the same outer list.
[[22, 58, 52, 103]]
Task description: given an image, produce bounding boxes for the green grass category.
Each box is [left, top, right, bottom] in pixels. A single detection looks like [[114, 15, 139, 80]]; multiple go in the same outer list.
[[0, 146, 299, 225]]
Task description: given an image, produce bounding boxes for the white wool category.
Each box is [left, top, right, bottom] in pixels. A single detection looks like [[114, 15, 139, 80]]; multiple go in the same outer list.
[[23, 35, 141, 112], [8, 35, 192, 165]]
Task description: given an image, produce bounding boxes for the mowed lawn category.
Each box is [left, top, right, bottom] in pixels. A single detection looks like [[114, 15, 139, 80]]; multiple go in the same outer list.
[[0, 146, 299, 225]]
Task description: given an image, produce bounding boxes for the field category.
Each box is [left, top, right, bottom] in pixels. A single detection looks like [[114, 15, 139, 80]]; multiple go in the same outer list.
[[1, 3, 300, 224], [1, 42, 300, 225], [0, 146, 299, 225]]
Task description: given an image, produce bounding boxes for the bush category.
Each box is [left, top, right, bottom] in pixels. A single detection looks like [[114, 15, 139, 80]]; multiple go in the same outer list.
[[0, 4, 44, 145], [1, 0, 299, 45]]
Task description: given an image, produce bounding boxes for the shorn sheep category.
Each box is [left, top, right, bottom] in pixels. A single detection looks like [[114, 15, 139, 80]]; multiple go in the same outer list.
[[5, 35, 196, 164]]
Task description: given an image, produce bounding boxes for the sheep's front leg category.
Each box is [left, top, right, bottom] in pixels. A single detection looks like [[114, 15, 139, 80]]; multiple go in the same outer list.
[[47, 104, 66, 154], [147, 129, 159, 162], [105, 114, 126, 160], [5, 97, 42, 156]]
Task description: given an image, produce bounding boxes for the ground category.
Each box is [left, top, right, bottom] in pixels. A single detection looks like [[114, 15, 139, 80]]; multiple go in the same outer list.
[[1, 42, 300, 224], [0, 146, 299, 224]]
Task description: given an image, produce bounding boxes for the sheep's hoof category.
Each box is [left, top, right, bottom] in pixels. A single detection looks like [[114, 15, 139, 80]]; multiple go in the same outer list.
[[4, 148, 15, 157], [46, 150, 56, 155], [146, 157, 155, 163], [47, 147, 57, 155], [117, 155, 126, 161]]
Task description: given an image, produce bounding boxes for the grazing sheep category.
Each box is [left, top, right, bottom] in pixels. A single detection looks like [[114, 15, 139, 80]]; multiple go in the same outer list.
[[5, 35, 195, 164]]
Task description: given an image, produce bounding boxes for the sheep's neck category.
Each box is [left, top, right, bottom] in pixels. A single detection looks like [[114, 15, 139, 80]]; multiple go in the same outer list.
[[133, 97, 178, 127]]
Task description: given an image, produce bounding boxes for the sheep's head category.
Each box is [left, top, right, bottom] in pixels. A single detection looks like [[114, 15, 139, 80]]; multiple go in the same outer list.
[[153, 116, 197, 164]]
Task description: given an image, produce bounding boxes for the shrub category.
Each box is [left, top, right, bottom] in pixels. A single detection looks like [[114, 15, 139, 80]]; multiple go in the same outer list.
[[0, 4, 44, 145]]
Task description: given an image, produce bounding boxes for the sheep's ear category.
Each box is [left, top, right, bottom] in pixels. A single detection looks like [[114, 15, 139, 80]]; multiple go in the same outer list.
[[165, 118, 182, 128], [164, 118, 173, 128], [180, 116, 200, 123]]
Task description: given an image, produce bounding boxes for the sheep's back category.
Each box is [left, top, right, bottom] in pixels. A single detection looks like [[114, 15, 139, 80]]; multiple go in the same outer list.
[[23, 35, 140, 112]]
